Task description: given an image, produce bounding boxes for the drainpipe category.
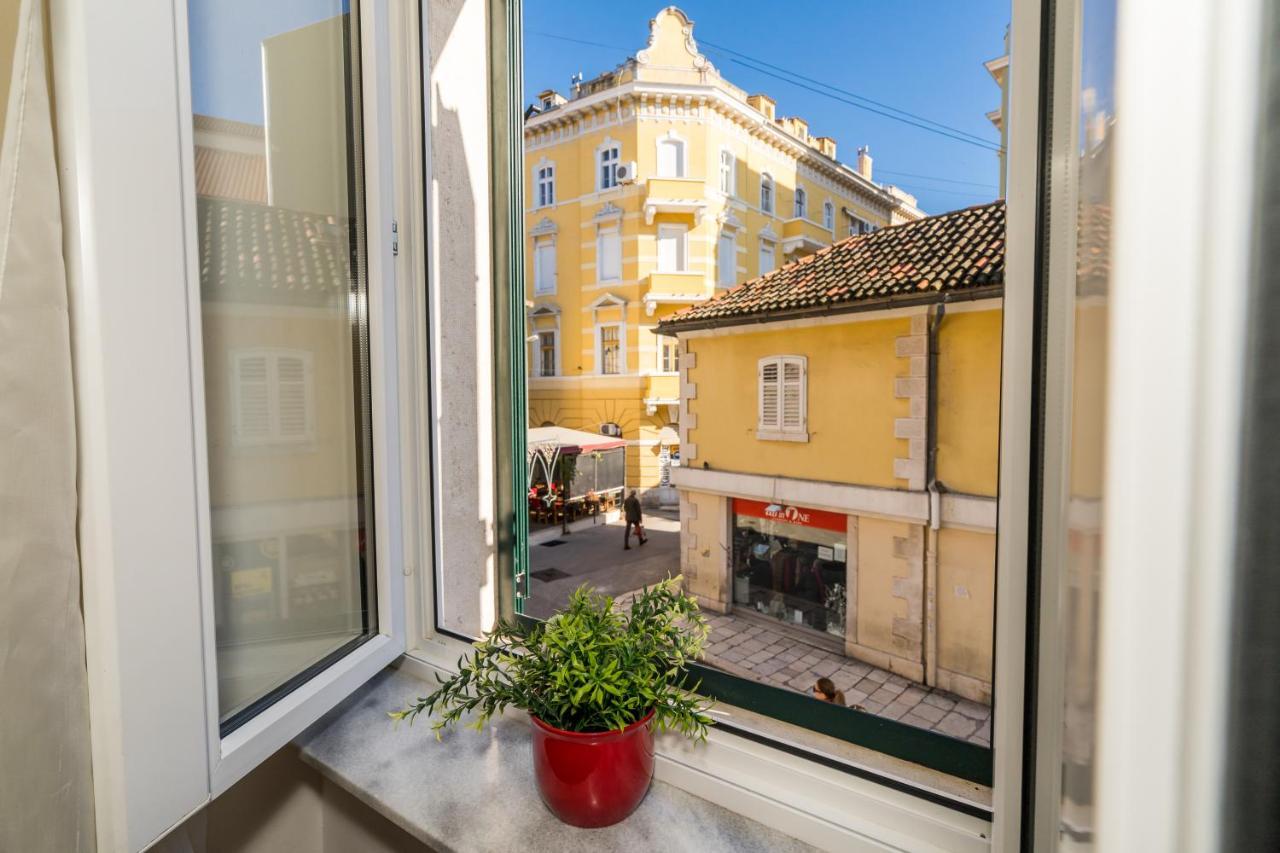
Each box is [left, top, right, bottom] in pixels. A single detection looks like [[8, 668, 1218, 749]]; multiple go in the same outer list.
[[924, 301, 948, 690]]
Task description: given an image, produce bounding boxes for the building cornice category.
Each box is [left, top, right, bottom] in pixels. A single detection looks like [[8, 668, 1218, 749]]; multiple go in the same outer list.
[[524, 81, 920, 217]]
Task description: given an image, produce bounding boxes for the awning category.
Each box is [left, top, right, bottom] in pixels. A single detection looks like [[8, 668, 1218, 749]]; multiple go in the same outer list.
[[528, 426, 626, 454]]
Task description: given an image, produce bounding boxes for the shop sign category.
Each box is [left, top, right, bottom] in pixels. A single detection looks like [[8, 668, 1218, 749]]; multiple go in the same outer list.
[[733, 498, 847, 533]]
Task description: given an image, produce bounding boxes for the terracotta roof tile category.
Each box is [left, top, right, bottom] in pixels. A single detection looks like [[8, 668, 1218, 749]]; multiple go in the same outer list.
[[660, 201, 1004, 331]]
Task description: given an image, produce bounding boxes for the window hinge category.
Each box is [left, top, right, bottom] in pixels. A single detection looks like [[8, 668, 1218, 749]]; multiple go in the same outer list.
[[515, 570, 527, 599], [391, 219, 400, 256]]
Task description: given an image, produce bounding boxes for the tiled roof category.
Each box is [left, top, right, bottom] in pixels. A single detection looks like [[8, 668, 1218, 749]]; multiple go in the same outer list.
[[197, 196, 354, 306], [660, 201, 1004, 331], [194, 146, 268, 204]]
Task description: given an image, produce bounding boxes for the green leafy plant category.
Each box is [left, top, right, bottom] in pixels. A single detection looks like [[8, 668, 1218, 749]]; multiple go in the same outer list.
[[390, 577, 714, 739]]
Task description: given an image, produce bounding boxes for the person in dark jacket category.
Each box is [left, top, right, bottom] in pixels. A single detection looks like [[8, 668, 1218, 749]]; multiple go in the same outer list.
[[623, 490, 647, 549]]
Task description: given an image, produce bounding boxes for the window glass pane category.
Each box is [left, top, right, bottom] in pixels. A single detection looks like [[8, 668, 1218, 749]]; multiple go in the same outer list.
[[188, 0, 376, 729], [1056, 0, 1115, 843], [520, 2, 1008, 783]]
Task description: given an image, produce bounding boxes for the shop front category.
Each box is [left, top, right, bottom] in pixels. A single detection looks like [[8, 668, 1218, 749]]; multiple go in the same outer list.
[[730, 499, 849, 643]]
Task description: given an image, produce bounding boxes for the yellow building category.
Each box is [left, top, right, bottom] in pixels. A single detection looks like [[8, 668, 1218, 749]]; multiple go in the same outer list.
[[657, 202, 1004, 705], [524, 6, 923, 501]]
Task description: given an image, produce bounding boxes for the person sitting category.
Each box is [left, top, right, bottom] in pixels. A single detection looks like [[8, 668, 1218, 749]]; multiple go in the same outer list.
[[812, 677, 846, 706]]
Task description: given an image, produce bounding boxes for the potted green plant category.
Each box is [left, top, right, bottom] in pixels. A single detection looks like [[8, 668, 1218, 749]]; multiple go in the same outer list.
[[390, 577, 714, 827]]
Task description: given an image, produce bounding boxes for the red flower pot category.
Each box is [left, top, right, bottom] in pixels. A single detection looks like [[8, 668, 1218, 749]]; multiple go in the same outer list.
[[529, 710, 655, 827]]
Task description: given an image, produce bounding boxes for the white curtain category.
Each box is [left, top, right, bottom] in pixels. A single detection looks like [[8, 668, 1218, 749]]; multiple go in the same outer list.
[[0, 0, 97, 849]]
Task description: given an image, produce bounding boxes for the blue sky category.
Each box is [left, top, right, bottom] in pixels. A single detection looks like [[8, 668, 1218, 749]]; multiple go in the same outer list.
[[188, 0, 349, 126], [522, 1, 1010, 214]]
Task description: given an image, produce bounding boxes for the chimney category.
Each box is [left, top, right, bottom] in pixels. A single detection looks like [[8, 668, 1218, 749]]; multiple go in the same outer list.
[[790, 117, 808, 140], [816, 136, 837, 159], [747, 93, 776, 121], [856, 146, 873, 180]]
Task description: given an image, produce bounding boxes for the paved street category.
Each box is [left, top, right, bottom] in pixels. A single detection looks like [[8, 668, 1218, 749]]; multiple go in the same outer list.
[[698, 611, 992, 746], [529, 513, 991, 746], [525, 508, 681, 620]]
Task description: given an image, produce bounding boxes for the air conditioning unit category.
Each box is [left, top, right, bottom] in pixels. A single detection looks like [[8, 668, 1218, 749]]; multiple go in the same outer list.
[[615, 161, 639, 184], [600, 422, 622, 437]]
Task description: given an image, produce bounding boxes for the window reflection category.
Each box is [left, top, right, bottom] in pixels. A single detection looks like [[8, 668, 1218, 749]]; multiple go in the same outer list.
[[189, 0, 376, 727]]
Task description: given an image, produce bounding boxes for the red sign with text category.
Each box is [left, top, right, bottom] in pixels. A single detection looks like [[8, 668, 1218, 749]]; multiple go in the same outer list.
[[733, 499, 847, 533]]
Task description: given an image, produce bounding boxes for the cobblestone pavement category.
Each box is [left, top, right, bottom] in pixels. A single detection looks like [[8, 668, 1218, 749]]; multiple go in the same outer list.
[[698, 609, 992, 747]]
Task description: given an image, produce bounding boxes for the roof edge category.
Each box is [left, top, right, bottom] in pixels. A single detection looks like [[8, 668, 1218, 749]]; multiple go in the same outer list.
[[655, 285, 1004, 337]]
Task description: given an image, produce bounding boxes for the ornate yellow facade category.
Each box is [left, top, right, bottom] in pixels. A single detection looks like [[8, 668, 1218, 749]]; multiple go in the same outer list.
[[523, 7, 923, 500]]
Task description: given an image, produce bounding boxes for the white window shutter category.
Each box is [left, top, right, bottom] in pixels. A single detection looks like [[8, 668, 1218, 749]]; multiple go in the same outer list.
[[718, 233, 735, 286], [759, 359, 780, 431], [599, 228, 621, 280], [235, 353, 270, 442], [274, 354, 311, 440], [781, 358, 805, 432]]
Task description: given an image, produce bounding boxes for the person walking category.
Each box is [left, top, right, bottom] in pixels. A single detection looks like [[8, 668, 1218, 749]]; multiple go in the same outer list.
[[623, 489, 647, 549]]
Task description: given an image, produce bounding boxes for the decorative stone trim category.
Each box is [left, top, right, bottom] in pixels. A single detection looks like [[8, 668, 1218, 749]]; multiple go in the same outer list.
[[593, 201, 623, 224], [677, 341, 697, 462], [529, 216, 558, 237], [680, 491, 699, 581], [893, 312, 929, 491]]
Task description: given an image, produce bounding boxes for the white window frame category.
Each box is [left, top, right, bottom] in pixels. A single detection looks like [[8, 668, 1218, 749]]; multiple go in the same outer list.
[[756, 355, 808, 441], [596, 225, 621, 282], [659, 336, 678, 374], [760, 172, 774, 214], [657, 223, 689, 273], [533, 236, 557, 294], [717, 230, 737, 287], [794, 186, 807, 220], [656, 130, 686, 178], [718, 147, 735, 195], [534, 159, 554, 208], [534, 329, 559, 378], [597, 139, 621, 191], [596, 322, 625, 375], [823, 200, 834, 231], [56, 2, 415, 849]]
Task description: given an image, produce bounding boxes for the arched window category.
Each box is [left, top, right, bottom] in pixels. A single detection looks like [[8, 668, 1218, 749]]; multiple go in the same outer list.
[[823, 200, 834, 230], [760, 173, 774, 214], [794, 186, 807, 219], [719, 149, 735, 194]]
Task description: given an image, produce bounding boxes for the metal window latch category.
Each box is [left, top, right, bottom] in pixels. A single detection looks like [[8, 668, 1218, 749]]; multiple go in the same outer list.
[[515, 570, 527, 599], [391, 219, 399, 256]]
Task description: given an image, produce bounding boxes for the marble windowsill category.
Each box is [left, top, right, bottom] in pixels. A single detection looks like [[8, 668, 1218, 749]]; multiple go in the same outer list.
[[295, 667, 817, 853]]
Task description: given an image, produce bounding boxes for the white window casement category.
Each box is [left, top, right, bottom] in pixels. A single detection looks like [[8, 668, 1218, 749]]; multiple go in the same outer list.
[[597, 323, 624, 375], [533, 237, 557, 294], [760, 173, 774, 214], [660, 337, 678, 373], [823, 200, 834, 230], [657, 224, 689, 273], [231, 349, 314, 446], [794, 186, 807, 220], [597, 225, 622, 282], [758, 239, 776, 275], [535, 330, 558, 377], [757, 355, 807, 441], [598, 141, 621, 190], [719, 148, 735, 195], [656, 131, 686, 178], [534, 161, 555, 208], [717, 231, 737, 287]]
